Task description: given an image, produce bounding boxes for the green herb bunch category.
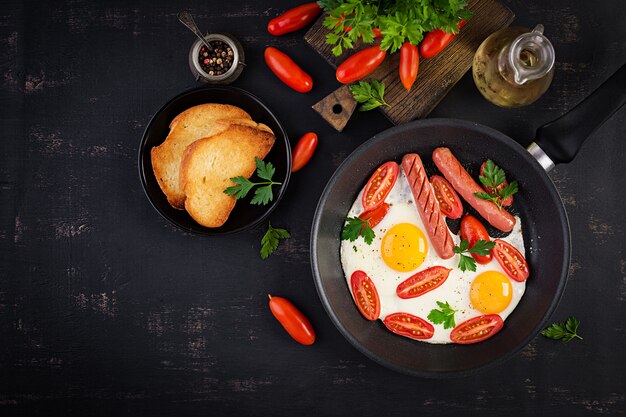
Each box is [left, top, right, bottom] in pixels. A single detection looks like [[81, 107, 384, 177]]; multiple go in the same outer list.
[[319, 0, 473, 56]]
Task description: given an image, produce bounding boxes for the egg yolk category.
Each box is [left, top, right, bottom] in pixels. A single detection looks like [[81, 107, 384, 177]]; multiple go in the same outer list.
[[470, 271, 513, 314], [381, 223, 428, 272]]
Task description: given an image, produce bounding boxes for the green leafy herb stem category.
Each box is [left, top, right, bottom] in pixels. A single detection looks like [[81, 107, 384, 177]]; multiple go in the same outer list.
[[474, 159, 519, 210], [541, 316, 583, 342], [454, 239, 495, 272], [224, 157, 281, 205], [341, 216, 375, 245], [349, 80, 391, 111], [260, 223, 291, 259], [427, 301, 457, 329]]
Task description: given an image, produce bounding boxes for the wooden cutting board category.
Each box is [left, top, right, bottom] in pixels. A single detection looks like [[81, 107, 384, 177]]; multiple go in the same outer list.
[[304, 0, 515, 130]]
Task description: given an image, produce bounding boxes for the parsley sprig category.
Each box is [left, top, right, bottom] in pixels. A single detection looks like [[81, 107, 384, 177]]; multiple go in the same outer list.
[[260, 223, 290, 259], [427, 301, 457, 329], [341, 216, 375, 245], [474, 159, 518, 210], [349, 80, 391, 111], [454, 239, 495, 272], [224, 157, 281, 205], [320, 0, 473, 55], [541, 316, 583, 342]]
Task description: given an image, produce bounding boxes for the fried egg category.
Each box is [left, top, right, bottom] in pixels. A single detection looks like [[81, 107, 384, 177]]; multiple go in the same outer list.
[[340, 169, 526, 344]]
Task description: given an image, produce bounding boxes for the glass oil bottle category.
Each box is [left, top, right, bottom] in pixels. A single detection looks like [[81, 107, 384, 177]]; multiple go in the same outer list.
[[472, 25, 555, 108]]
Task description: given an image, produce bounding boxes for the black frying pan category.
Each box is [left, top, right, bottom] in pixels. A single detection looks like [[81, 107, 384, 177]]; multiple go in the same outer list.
[[311, 63, 626, 377]]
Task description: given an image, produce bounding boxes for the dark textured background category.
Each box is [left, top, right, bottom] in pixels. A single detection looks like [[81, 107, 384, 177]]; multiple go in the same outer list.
[[1, 0, 625, 415]]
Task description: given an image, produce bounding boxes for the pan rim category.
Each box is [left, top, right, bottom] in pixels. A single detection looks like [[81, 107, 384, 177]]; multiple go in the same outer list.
[[310, 118, 571, 378]]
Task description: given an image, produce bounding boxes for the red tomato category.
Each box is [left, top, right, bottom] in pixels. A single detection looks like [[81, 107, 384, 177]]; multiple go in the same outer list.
[[460, 215, 492, 264], [267, 3, 322, 36], [336, 46, 387, 84], [361, 161, 399, 212], [384, 313, 434, 340], [420, 20, 466, 59], [350, 270, 380, 321], [399, 42, 419, 91], [450, 314, 503, 344], [430, 175, 463, 219], [493, 239, 530, 282], [264, 47, 313, 93], [396, 266, 452, 299], [480, 161, 513, 207], [268, 295, 316, 345], [358, 202, 390, 229], [291, 132, 318, 172]]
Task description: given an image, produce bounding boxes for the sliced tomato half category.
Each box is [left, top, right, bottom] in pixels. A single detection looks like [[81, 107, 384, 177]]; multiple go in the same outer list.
[[430, 175, 463, 219], [384, 312, 434, 340], [350, 270, 381, 321], [493, 239, 530, 282], [396, 266, 452, 299], [450, 314, 504, 344], [358, 202, 390, 229], [362, 161, 399, 212]]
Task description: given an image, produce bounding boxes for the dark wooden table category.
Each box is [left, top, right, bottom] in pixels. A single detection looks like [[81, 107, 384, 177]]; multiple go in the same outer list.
[[2, 1, 625, 415]]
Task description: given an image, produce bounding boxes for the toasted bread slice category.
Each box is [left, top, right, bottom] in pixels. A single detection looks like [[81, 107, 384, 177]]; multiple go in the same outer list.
[[151, 104, 252, 208], [180, 125, 276, 228]]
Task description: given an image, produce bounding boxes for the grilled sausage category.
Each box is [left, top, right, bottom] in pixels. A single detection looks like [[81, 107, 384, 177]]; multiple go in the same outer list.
[[432, 147, 515, 232], [401, 154, 455, 259]]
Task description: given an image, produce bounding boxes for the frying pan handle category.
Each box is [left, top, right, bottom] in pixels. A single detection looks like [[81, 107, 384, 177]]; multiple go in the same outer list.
[[529, 62, 626, 172]]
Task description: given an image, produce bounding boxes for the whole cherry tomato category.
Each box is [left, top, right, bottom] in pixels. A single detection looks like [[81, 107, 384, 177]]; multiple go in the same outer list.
[[264, 47, 313, 93], [267, 3, 322, 36], [460, 215, 492, 264], [399, 42, 419, 91], [268, 294, 316, 345], [420, 20, 466, 59], [336, 46, 387, 84], [291, 132, 318, 172]]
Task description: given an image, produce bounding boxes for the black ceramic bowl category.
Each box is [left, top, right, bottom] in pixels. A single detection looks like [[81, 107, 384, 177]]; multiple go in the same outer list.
[[139, 86, 291, 234]]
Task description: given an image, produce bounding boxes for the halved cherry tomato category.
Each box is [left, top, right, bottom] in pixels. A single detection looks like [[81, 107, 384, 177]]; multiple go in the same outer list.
[[292, 132, 318, 172], [480, 161, 513, 207], [450, 314, 503, 344], [430, 175, 463, 219], [268, 294, 316, 345], [268, 3, 322, 36], [336, 46, 387, 84], [384, 312, 434, 340], [264, 47, 313, 93], [358, 202, 390, 229], [361, 161, 399, 212], [350, 270, 380, 321], [399, 42, 419, 91], [420, 20, 466, 59], [493, 239, 530, 282], [396, 266, 452, 299], [460, 215, 492, 264]]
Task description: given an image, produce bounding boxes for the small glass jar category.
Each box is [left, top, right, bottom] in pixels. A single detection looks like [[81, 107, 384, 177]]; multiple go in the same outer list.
[[472, 24, 555, 108], [188, 33, 245, 84]]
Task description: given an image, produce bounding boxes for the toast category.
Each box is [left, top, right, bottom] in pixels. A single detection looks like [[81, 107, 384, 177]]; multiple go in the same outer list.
[[180, 125, 276, 228], [151, 103, 252, 209]]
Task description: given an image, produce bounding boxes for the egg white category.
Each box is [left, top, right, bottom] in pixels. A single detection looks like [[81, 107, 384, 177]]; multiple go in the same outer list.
[[340, 170, 526, 344]]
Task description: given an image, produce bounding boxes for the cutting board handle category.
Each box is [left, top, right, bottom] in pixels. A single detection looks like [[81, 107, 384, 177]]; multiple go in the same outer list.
[[312, 85, 357, 132]]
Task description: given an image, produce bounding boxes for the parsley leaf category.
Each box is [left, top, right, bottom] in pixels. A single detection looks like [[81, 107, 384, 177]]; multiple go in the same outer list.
[[341, 216, 375, 245], [541, 316, 583, 342], [349, 80, 391, 111], [474, 160, 519, 210], [454, 239, 496, 272], [260, 222, 291, 259], [224, 157, 281, 206], [427, 301, 457, 329]]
